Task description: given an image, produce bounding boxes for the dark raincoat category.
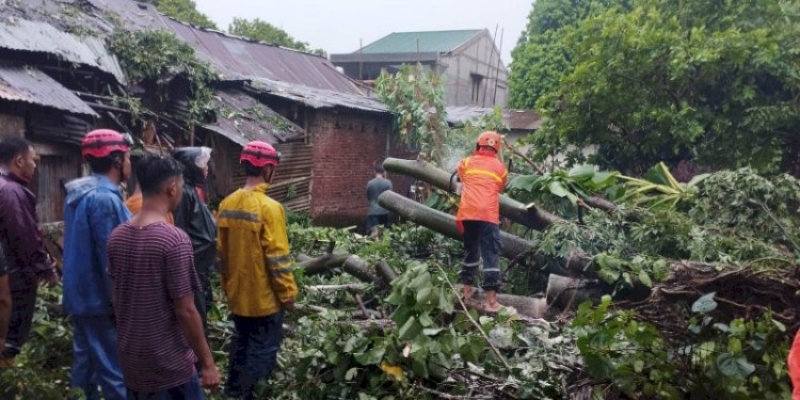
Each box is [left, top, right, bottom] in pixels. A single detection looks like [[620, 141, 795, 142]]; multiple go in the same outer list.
[[172, 147, 216, 324]]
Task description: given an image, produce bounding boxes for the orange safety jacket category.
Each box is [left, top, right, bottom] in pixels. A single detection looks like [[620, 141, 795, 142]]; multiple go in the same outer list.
[[789, 329, 800, 399], [216, 183, 298, 317], [456, 149, 508, 226]]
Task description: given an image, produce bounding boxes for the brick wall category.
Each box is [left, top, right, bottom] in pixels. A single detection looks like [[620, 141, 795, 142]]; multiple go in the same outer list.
[[309, 109, 414, 228]]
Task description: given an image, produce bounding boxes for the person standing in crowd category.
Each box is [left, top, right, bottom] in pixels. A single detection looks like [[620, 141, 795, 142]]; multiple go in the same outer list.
[[0, 137, 58, 367], [0, 242, 11, 359], [455, 131, 508, 313], [172, 147, 216, 327], [126, 182, 174, 224], [365, 165, 393, 238], [217, 141, 297, 399], [62, 130, 132, 399], [107, 155, 220, 398]]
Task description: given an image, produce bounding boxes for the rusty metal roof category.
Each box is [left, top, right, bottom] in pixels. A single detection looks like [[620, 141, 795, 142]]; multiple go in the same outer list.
[[446, 106, 542, 131], [0, 0, 385, 112], [203, 89, 304, 146], [0, 18, 125, 82], [81, 0, 366, 94], [0, 63, 98, 117], [249, 78, 388, 114]]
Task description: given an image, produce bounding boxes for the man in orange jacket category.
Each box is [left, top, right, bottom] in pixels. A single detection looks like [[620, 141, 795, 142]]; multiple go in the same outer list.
[[456, 131, 508, 313], [789, 329, 800, 399]]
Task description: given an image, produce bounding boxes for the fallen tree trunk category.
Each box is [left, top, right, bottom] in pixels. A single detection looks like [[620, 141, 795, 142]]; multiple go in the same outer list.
[[383, 157, 565, 230], [378, 190, 722, 297], [378, 190, 586, 277]]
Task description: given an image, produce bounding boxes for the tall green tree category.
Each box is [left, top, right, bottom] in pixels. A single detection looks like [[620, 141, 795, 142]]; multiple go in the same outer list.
[[142, 0, 218, 29], [534, 0, 800, 175], [228, 17, 325, 56], [508, 0, 629, 109]]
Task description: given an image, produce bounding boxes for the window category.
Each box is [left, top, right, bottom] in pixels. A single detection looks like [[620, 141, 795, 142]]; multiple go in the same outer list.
[[471, 73, 484, 103]]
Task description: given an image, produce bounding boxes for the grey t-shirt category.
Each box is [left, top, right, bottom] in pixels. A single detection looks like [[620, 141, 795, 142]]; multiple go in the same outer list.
[[366, 177, 392, 216]]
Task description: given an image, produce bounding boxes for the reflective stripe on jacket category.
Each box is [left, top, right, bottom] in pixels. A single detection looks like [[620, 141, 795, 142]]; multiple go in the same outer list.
[[217, 183, 297, 317], [455, 150, 508, 224]]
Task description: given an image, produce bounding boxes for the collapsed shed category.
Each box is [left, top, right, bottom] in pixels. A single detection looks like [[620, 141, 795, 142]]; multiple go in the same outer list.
[[0, 0, 408, 226]]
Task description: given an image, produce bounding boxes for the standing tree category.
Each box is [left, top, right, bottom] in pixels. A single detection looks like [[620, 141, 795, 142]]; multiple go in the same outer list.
[[533, 0, 800, 175], [508, 0, 630, 110], [228, 17, 325, 56], [142, 0, 218, 29]]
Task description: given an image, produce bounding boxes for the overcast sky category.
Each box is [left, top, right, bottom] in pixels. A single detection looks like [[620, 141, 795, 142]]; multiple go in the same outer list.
[[193, 0, 533, 65]]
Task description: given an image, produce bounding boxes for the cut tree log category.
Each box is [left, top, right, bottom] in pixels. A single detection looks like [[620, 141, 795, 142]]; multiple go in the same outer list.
[[343, 255, 376, 283], [545, 274, 605, 310], [376, 260, 398, 287], [466, 290, 548, 319], [307, 284, 368, 292], [296, 253, 381, 285], [383, 157, 565, 230], [295, 253, 350, 275]]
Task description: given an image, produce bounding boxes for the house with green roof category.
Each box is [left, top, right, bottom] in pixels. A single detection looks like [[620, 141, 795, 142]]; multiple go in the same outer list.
[[331, 29, 508, 108]]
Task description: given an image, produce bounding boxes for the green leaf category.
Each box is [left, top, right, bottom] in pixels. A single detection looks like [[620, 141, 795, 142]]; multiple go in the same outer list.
[[583, 353, 614, 379], [398, 316, 423, 341], [422, 328, 445, 336], [591, 171, 618, 187], [597, 268, 620, 284], [568, 164, 595, 179], [415, 287, 432, 304], [638, 270, 653, 287], [548, 181, 572, 198], [691, 292, 718, 314], [354, 345, 385, 366], [345, 367, 359, 381], [716, 353, 755, 381]]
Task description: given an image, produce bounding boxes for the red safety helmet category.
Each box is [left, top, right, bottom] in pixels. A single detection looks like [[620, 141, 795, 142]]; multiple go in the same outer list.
[[477, 131, 502, 153], [81, 129, 131, 158], [240, 141, 280, 168]]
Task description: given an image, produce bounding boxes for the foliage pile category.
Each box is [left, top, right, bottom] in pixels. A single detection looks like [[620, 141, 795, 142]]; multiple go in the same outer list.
[[107, 30, 218, 127], [1, 163, 798, 399]]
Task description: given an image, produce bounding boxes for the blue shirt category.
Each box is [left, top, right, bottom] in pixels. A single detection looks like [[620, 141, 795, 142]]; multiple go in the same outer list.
[[62, 174, 132, 316]]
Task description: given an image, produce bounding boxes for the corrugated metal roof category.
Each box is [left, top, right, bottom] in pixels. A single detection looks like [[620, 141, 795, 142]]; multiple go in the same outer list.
[[358, 30, 484, 54], [249, 78, 389, 114], [80, 0, 366, 94], [0, 63, 98, 116], [1, 0, 384, 111], [203, 89, 305, 146], [0, 18, 125, 82], [446, 106, 542, 131]]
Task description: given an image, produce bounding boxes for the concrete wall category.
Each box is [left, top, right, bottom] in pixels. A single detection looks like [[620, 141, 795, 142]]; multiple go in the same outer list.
[[442, 33, 508, 108]]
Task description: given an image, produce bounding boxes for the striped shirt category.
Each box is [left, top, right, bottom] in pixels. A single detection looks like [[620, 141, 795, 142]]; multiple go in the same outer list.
[[107, 222, 200, 391]]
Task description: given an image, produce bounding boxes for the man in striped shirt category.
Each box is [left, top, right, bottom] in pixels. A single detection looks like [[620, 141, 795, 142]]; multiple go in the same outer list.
[[107, 155, 220, 398]]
